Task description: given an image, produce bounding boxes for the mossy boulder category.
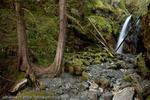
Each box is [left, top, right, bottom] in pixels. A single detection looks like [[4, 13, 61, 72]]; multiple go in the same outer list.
[[74, 65, 82, 75], [123, 76, 132, 82], [81, 71, 89, 81], [136, 53, 150, 72]]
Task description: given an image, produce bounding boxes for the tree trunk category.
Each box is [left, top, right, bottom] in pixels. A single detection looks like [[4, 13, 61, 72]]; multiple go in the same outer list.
[[15, 0, 32, 76], [32, 0, 67, 77], [50, 0, 67, 76]]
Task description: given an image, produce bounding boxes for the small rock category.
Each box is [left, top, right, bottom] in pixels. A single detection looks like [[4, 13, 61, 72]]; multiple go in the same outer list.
[[99, 87, 104, 93], [89, 82, 99, 92], [113, 87, 135, 100], [82, 82, 89, 89], [134, 98, 140, 100], [60, 94, 70, 100], [70, 97, 80, 100], [88, 92, 98, 100], [89, 82, 99, 89], [104, 92, 113, 100], [80, 95, 88, 100], [99, 97, 105, 100]]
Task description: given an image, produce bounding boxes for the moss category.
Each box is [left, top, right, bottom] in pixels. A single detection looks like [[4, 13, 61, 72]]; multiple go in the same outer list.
[[100, 77, 110, 87], [88, 15, 112, 40], [109, 64, 119, 69], [16, 72, 25, 80], [74, 65, 82, 75], [115, 61, 122, 68], [83, 60, 90, 66], [123, 76, 132, 82], [73, 58, 83, 66], [146, 95, 150, 100], [39, 82, 46, 90], [78, 83, 85, 90], [81, 71, 89, 81], [95, 0, 115, 13], [92, 57, 101, 65], [136, 53, 150, 72], [94, 77, 100, 84], [13, 91, 55, 100], [68, 66, 74, 75], [29, 73, 36, 82]]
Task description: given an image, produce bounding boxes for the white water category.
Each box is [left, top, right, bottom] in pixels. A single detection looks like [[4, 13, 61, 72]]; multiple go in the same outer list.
[[115, 15, 132, 54], [135, 19, 140, 28]]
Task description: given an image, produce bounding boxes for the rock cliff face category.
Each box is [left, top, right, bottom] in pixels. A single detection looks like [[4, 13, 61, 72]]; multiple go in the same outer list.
[[141, 4, 150, 60]]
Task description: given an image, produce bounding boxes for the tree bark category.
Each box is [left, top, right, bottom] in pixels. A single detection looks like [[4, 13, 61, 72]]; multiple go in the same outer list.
[[32, 0, 67, 77], [50, 0, 67, 76], [15, 0, 32, 76], [15, 0, 67, 77]]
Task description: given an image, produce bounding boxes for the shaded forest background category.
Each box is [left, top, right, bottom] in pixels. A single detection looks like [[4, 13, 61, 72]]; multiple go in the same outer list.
[[0, 0, 150, 97]]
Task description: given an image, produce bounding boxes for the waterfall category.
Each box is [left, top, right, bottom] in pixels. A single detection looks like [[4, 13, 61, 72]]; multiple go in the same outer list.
[[134, 19, 140, 50], [135, 19, 140, 29], [115, 15, 132, 54]]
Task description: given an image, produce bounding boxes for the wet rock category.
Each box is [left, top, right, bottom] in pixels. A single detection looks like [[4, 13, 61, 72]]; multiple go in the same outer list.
[[99, 97, 105, 100], [88, 92, 98, 100], [134, 98, 140, 100], [79, 91, 88, 100], [80, 95, 88, 100], [89, 82, 99, 90], [104, 92, 113, 100], [82, 82, 89, 89], [113, 87, 135, 100], [60, 94, 70, 100], [130, 73, 150, 98], [70, 97, 80, 100]]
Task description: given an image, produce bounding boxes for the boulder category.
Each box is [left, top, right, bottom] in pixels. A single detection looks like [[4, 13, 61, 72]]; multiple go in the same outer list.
[[113, 87, 135, 100]]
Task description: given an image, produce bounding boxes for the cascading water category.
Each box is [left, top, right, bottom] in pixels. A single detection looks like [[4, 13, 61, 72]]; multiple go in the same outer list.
[[115, 15, 132, 54], [133, 19, 140, 51]]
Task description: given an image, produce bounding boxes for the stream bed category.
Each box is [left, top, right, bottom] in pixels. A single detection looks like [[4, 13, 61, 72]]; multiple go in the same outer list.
[[9, 54, 150, 100]]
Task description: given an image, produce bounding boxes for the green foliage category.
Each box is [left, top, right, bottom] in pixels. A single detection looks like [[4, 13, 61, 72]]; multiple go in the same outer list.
[[88, 15, 112, 40]]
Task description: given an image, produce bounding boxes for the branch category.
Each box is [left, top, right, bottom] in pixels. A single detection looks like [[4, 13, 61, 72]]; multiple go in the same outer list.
[[87, 18, 114, 54]]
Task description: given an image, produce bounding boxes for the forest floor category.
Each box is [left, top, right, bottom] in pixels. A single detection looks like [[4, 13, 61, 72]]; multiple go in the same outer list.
[[8, 54, 150, 100]]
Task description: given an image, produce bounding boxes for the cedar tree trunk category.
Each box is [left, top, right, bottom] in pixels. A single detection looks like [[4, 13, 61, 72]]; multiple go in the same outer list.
[[33, 0, 67, 77], [15, 0, 32, 76]]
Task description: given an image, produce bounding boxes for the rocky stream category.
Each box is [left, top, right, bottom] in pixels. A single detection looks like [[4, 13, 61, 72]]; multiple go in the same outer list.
[[5, 53, 150, 100]]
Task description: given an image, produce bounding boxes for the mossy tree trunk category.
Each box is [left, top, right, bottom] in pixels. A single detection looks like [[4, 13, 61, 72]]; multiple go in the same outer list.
[[15, 0, 32, 76]]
